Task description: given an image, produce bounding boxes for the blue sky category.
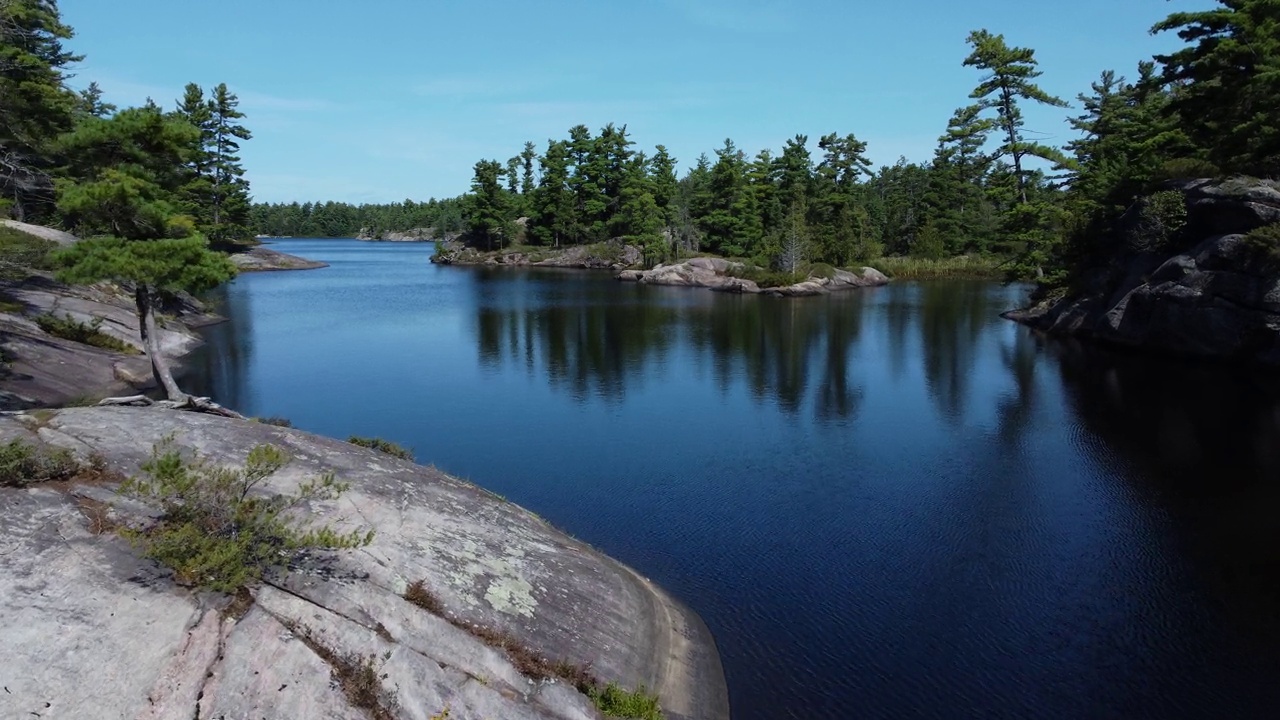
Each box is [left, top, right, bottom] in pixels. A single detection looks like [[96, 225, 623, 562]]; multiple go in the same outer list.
[[60, 0, 1209, 204]]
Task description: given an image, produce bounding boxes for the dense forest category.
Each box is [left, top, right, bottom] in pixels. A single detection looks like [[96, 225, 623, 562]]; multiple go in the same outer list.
[[447, 1, 1280, 282]]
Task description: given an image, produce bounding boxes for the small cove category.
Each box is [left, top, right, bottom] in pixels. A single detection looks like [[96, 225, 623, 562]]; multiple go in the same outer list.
[[188, 239, 1280, 719]]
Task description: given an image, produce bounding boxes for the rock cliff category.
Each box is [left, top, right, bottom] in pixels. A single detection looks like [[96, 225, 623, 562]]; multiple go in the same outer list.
[[1008, 178, 1280, 364]]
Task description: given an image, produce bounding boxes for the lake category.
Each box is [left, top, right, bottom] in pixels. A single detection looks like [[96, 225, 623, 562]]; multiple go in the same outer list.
[[188, 239, 1280, 719]]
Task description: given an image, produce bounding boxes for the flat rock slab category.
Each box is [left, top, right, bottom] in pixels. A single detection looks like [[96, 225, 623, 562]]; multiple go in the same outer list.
[[230, 246, 329, 272], [2, 219, 81, 246], [0, 408, 729, 720]]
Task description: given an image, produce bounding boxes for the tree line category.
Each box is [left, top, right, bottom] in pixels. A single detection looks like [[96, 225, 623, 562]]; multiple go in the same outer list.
[[249, 198, 465, 238], [455, 1, 1280, 281]]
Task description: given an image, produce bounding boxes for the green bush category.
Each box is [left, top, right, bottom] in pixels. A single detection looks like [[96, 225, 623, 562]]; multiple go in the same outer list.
[[348, 436, 413, 461], [35, 313, 138, 354], [254, 416, 293, 428], [589, 683, 663, 720], [1128, 190, 1188, 252], [0, 439, 80, 487], [1242, 223, 1280, 269], [119, 438, 374, 592]]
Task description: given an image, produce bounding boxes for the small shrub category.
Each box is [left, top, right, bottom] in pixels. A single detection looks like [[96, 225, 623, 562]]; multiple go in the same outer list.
[[290, 623, 399, 720], [119, 438, 375, 592], [254, 416, 293, 428], [1242, 223, 1280, 269], [0, 439, 80, 487], [348, 436, 413, 461], [35, 313, 137, 354], [1128, 190, 1188, 252], [589, 683, 663, 720]]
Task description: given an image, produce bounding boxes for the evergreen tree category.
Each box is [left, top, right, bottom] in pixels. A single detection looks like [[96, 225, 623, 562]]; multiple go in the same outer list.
[[1152, 0, 1280, 176], [76, 81, 115, 118], [530, 140, 575, 246], [53, 103, 235, 401], [964, 30, 1070, 203], [520, 141, 537, 195], [701, 139, 761, 258], [0, 0, 80, 219], [928, 105, 996, 253], [207, 84, 253, 247], [464, 159, 512, 249]]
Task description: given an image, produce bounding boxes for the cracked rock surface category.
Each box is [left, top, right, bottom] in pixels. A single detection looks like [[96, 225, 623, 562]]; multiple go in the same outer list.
[[0, 407, 729, 720]]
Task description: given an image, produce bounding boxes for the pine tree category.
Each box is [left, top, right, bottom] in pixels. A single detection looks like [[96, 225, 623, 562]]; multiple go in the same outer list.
[[530, 140, 575, 246], [520, 141, 537, 195], [207, 84, 253, 247], [928, 105, 996, 253], [465, 159, 513, 249], [54, 104, 236, 401], [1151, 0, 1280, 176], [0, 0, 81, 219], [76, 82, 115, 118], [702, 139, 761, 258], [964, 30, 1070, 203]]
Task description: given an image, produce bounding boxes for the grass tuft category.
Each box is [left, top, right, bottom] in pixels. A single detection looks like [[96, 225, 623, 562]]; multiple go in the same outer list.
[[589, 682, 664, 720], [868, 255, 1003, 280], [348, 436, 413, 461]]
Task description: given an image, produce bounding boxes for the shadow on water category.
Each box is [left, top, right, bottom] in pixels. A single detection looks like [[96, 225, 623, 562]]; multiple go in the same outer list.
[[1049, 338, 1280, 635]]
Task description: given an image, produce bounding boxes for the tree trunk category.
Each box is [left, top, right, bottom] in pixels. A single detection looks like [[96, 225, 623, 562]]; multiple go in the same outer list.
[[1000, 85, 1027, 204], [135, 285, 187, 402]]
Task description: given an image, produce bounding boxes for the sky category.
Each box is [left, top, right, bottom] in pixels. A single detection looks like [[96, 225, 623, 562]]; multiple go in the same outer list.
[[59, 0, 1211, 205]]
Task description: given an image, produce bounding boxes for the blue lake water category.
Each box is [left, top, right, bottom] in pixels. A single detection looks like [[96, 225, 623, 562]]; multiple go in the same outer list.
[[189, 239, 1280, 719]]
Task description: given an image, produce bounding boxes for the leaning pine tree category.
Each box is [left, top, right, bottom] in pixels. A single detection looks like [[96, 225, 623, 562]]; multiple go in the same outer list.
[[52, 105, 237, 411]]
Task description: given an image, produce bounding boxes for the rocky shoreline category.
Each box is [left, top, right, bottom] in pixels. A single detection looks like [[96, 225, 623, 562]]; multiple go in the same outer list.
[[1, 230, 324, 409], [431, 240, 643, 271], [230, 245, 329, 272], [0, 226, 732, 719], [434, 241, 891, 295]]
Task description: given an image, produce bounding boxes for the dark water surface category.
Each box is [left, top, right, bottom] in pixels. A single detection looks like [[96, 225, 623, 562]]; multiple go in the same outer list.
[[189, 239, 1280, 719]]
